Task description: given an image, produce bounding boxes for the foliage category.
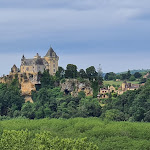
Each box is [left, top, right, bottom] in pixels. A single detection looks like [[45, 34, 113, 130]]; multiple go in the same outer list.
[[129, 75, 136, 81], [104, 70, 143, 81], [102, 79, 150, 122], [86, 66, 97, 80], [105, 72, 116, 80], [140, 78, 147, 84], [78, 91, 86, 98], [1, 118, 150, 150], [40, 70, 55, 88], [65, 64, 78, 78], [134, 72, 142, 78], [78, 69, 87, 79], [0, 129, 98, 150], [91, 80, 99, 98], [27, 87, 102, 119], [0, 80, 24, 116], [103, 109, 125, 121], [56, 66, 65, 80]]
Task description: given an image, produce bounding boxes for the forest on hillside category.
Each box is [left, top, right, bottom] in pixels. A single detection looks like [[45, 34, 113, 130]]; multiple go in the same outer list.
[[0, 64, 150, 122]]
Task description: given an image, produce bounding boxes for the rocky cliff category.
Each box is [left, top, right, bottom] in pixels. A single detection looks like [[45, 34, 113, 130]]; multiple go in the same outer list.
[[60, 79, 93, 97], [0, 73, 94, 103]]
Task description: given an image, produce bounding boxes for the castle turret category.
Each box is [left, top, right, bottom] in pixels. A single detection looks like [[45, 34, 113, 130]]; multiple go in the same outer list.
[[34, 53, 41, 59], [122, 81, 127, 91], [11, 64, 18, 74], [21, 55, 25, 60], [44, 47, 59, 75]]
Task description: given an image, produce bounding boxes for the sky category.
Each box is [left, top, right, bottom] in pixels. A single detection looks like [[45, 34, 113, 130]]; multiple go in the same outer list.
[[0, 0, 150, 76]]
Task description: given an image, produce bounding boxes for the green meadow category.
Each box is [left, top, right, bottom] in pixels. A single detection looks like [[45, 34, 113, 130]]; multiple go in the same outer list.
[[103, 80, 139, 87], [0, 118, 150, 150]]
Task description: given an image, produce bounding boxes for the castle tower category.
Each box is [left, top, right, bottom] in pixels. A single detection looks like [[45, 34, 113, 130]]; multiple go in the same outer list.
[[10, 64, 18, 74], [122, 81, 127, 91], [21, 55, 25, 65], [44, 47, 59, 75], [34, 53, 40, 59]]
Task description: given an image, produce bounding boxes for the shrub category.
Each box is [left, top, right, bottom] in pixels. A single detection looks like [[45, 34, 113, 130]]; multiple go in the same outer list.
[[0, 130, 98, 150]]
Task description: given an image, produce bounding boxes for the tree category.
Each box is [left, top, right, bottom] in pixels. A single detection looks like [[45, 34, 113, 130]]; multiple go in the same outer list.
[[120, 73, 127, 80], [0, 79, 24, 116], [86, 66, 97, 80], [126, 70, 131, 80], [78, 98, 101, 117], [97, 64, 103, 85], [129, 75, 136, 81], [65, 64, 77, 78], [105, 72, 116, 81], [144, 111, 150, 122], [140, 78, 147, 84], [21, 102, 35, 119], [78, 91, 86, 98], [0, 130, 98, 150], [55, 66, 65, 79], [134, 72, 142, 78], [78, 69, 87, 78], [40, 70, 55, 88], [104, 109, 125, 121]]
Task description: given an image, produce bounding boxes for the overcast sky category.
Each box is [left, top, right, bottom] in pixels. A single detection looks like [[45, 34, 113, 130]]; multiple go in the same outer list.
[[0, 0, 150, 76]]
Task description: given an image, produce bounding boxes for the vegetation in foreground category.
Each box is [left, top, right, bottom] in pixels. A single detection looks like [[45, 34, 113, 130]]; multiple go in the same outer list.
[[0, 118, 150, 150]]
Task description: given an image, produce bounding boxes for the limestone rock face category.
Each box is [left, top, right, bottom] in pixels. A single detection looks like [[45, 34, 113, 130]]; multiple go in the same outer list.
[[21, 81, 36, 96], [0, 72, 37, 103], [24, 96, 34, 103], [60, 79, 93, 97]]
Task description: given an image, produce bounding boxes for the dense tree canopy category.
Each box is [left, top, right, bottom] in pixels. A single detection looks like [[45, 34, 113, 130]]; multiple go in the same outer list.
[[0, 78, 24, 116], [86, 66, 97, 80], [105, 72, 116, 80], [102, 79, 150, 122], [78, 69, 87, 79], [65, 64, 78, 78], [1, 64, 150, 122]]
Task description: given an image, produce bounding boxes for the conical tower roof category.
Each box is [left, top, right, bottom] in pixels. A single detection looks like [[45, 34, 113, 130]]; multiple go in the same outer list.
[[45, 47, 55, 57]]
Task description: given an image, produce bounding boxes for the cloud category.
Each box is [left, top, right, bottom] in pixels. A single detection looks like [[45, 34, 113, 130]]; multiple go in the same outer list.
[[0, 6, 140, 42], [0, 0, 150, 73]]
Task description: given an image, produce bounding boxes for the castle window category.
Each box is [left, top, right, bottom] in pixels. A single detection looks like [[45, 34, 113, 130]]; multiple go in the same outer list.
[[53, 64, 55, 67], [53, 60, 55, 63], [26, 67, 29, 71], [53, 69, 56, 73]]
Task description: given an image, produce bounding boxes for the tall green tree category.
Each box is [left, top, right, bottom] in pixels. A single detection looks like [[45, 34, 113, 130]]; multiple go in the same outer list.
[[78, 69, 87, 78], [126, 70, 131, 80], [86, 66, 97, 80], [55, 66, 65, 79], [40, 70, 55, 88], [134, 72, 142, 78], [105, 72, 116, 80], [65, 64, 77, 78], [0, 78, 24, 116]]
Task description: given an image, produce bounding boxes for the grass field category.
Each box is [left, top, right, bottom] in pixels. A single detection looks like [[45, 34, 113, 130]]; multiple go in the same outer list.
[[103, 80, 140, 87], [0, 118, 150, 150]]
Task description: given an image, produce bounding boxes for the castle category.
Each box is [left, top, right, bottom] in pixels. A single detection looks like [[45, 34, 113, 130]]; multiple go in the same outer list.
[[14, 47, 59, 75], [0, 47, 59, 102]]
